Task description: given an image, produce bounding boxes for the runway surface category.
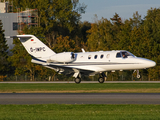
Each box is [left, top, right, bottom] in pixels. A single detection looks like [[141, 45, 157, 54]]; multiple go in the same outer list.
[[0, 93, 160, 105], [1, 81, 160, 83]]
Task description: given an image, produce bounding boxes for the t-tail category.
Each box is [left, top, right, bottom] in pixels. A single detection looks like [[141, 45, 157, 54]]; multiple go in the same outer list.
[[16, 35, 75, 63], [16, 35, 56, 59]]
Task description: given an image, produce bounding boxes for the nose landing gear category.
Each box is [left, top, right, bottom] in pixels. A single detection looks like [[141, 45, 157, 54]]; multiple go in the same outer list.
[[133, 70, 141, 79]]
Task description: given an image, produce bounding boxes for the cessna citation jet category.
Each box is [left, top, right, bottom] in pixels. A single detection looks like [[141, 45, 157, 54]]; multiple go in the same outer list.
[[13, 35, 156, 83]]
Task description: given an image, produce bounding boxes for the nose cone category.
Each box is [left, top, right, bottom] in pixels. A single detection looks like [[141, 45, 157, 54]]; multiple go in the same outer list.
[[146, 60, 156, 68], [139, 58, 156, 68]]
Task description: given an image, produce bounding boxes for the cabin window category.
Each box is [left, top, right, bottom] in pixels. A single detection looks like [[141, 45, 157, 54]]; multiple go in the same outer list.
[[94, 55, 98, 59], [107, 54, 110, 58], [88, 55, 91, 59], [116, 52, 121, 58], [100, 54, 104, 59]]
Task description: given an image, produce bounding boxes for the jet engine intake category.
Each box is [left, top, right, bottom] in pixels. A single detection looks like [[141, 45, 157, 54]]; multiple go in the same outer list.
[[49, 52, 75, 63]]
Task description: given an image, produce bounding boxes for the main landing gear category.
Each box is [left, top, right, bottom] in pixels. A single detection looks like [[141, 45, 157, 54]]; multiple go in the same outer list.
[[74, 77, 81, 84], [98, 77, 105, 83], [73, 72, 82, 84], [98, 72, 106, 83], [74, 72, 107, 84]]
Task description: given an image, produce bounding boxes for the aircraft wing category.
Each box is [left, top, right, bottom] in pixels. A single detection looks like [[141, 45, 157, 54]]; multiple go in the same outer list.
[[31, 59, 96, 76], [48, 64, 95, 76]]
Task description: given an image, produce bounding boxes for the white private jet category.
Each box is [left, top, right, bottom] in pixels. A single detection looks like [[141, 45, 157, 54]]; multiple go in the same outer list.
[[13, 35, 156, 83]]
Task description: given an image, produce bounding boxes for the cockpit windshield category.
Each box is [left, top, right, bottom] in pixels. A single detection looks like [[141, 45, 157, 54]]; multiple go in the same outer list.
[[122, 51, 135, 58], [116, 51, 135, 58]]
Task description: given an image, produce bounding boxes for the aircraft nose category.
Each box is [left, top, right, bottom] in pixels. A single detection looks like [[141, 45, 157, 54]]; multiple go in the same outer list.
[[147, 60, 156, 67], [143, 59, 156, 68]]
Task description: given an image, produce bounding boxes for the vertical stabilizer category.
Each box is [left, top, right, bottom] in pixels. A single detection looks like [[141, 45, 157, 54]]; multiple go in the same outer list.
[[16, 35, 56, 58]]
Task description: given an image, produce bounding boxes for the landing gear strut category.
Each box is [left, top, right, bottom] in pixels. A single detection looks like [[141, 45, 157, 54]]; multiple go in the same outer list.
[[98, 72, 106, 83], [73, 72, 81, 84]]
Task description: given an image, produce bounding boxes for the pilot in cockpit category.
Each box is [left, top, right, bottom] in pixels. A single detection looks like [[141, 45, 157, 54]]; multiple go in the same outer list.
[[122, 53, 126, 58]]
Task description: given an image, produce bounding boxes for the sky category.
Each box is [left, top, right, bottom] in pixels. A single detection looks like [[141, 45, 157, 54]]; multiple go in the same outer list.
[[79, 0, 160, 22]]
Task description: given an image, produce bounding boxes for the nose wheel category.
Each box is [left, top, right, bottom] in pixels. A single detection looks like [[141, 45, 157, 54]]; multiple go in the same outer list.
[[137, 75, 141, 79]]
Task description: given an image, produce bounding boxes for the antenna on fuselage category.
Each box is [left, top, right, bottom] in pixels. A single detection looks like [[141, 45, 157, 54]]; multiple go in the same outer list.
[[81, 48, 85, 53]]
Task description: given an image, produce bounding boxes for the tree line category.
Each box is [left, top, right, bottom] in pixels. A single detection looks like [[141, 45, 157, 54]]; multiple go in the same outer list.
[[0, 0, 160, 81]]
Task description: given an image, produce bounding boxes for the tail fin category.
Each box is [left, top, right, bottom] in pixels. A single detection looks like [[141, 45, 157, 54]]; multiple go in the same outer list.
[[16, 35, 56, 58]]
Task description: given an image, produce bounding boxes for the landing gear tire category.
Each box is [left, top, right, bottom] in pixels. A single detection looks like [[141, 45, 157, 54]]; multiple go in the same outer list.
[[134, 70, 141, 79], [137, 75, 141, 79], [98, 77, 104, 83], [74, 78, 81, 84]]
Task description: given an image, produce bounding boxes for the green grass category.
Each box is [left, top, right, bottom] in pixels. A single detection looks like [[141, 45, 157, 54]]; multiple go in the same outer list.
[[0, 104, 160, 120], [0, 84, 160, 120], [0, 83, 160, 93]]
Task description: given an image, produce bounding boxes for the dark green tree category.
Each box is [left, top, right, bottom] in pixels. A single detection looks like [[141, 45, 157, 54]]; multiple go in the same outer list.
[[13, 0, 86, 50], [9, 0, 86, 80], [0, 20, 9, 75], [87, 13, 123, 51], [141, 8, 160, 80]]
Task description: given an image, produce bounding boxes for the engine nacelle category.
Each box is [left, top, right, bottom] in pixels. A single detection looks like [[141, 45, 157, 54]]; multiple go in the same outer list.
[[49, 52, 75, 63]]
